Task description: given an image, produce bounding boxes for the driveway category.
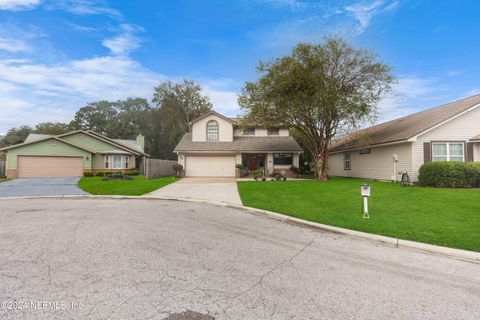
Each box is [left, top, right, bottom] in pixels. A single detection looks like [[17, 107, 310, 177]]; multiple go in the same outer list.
[[0, 198, 478, 320], [0, 178, 87, 197], [148, 177, 243, 205]]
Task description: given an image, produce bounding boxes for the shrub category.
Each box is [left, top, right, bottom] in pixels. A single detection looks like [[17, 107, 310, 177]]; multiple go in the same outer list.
[[104, 171, 114, 177], [95, 170, 106, 177], [83, 170, 94, 177], [251, 170, 262, 181], [235, 164, 243, 170], [418, 162, 480, 188], [124, 168, 139, 176], [173, 164, 183, 176]]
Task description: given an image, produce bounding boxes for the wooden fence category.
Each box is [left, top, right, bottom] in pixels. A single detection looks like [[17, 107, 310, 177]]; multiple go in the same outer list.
[[0, 160, 5, 178], [146, 159, 177, 179]]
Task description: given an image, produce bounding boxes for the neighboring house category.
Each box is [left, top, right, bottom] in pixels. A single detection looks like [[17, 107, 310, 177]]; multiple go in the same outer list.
[[174, 111, 303, 177], [0, 130, 148, 179], [328, 95, 480, 182]]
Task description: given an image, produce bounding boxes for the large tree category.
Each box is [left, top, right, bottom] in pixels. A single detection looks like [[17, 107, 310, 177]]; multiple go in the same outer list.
[[239, 38, 394, 180], [34, 122, 70, 135], [69, 101, 118, 135], [0, 125, 33, 148], [152, 79, 212, 158]]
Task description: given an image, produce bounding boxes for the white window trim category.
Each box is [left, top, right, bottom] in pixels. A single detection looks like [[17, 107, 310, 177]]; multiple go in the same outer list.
[[344, 152, 351, 170], [113, 155, 122, 169], [432, 142, 465, 162], [125, 156, 129, 169], [206, 120, 219, 141], [104, 155, 110, 169]]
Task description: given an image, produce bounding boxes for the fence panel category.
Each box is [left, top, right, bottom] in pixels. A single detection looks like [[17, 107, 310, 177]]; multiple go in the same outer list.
[[146, 159, 177, 179], [0, 160, 5, 178]]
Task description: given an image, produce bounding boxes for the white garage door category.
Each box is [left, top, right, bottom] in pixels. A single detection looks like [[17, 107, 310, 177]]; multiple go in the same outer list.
[[185, 156, 236, 177], [17, 156, 84, 178]]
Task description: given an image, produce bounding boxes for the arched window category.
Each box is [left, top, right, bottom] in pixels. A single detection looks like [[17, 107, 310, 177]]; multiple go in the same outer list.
[[206, 120, 219, 140]]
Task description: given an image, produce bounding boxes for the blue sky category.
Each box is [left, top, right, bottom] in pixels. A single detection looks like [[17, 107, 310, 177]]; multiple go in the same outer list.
[[1, 0, 480, 134]]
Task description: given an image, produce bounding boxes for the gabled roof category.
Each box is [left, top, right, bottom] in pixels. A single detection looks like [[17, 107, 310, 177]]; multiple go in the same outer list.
[[0, 136, 95, 153], [54, 130, 146, 156], [24, 134, 52, 143], [189, 110, 236, 125], [174, 133, 303, 152], [471, 133, 480, 141], [85, 130, 148, 156], [330, 95, 480, 152]]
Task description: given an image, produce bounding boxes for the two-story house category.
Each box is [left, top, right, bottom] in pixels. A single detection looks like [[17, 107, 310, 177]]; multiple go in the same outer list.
[[174, 111, 303, 177]]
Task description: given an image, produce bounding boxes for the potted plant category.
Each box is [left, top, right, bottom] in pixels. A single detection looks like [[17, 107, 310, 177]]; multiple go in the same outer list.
[[235, 164, 243, 178], [173, 163, 183, 177]]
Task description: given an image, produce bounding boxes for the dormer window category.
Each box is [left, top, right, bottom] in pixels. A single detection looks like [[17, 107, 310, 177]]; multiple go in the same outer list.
[[268, 128, 279, 135], [243, 127, 255, 135], [206, 120, 219, 140]]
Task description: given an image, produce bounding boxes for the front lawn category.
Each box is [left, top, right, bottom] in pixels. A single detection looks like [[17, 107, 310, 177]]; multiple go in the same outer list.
[[78, 176, 178, 196], [0, 179, 8, 183], [238, 177, 480, 252]]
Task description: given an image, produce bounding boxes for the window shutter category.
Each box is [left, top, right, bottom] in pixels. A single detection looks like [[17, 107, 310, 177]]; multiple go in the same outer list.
[[466, 142, 474, 162], [423, 142, 431, 163]]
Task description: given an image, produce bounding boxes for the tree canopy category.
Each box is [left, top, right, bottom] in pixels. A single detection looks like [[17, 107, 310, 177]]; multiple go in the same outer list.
[[239, 37, 394, 180]]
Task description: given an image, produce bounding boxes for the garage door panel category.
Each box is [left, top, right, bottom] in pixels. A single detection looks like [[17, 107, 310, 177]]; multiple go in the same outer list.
[[18, 156, 84, 178], [185, 156, 235, 177]]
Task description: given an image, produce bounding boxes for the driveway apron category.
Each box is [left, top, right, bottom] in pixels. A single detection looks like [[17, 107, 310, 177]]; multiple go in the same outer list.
[[0, 178, 87, 197], [147, 177, 243, 205]]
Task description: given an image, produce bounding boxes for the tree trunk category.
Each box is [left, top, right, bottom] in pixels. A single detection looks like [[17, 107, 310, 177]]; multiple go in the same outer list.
[[317, 144, 329, 181]]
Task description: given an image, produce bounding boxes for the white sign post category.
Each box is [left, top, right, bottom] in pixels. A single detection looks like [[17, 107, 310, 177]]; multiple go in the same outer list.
[[361, 184, 371, 219]]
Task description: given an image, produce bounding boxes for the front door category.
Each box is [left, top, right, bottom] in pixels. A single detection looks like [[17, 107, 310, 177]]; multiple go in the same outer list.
[[248, 155, 258, 170]]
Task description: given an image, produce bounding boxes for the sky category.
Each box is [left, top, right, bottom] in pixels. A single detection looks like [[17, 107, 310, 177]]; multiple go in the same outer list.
[[1, 0, 480, 134]]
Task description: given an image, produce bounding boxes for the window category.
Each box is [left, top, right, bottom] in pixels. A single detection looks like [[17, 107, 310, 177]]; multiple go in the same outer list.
[[104, 155, 110, 169], [113, 155, 122, 169], [432, 142, 464, 162], [344, 152, 351, 170], [125, 156, 129, 168], [243, 127, 255, 135], [268, 128, 279, 135], [273, 153, 293, 165], [207, 120, 218, 140]]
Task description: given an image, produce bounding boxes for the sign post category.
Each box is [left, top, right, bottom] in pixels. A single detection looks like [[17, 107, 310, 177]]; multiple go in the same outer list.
[[361, 184, 371, 219]]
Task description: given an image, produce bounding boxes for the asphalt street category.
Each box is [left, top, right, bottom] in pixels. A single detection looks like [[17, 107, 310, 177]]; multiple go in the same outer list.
[[0, 198, 478, 320]]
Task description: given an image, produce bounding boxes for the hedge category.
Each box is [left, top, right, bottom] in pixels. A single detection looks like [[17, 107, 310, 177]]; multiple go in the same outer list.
[[418, 161, 480, 188]]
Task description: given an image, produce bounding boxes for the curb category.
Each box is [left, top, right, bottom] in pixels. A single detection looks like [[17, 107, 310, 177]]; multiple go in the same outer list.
[[1, 194, 479, 264]]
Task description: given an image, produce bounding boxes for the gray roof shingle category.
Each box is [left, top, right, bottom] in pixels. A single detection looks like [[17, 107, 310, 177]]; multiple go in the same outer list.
[[330, 95, 480, 152], [174, 133, 303, 152]]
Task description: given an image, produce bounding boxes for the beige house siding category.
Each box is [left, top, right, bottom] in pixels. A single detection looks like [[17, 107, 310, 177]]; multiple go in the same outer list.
[[192, 114, 233, 142], [411, 106, 480, 181], [328, 142, 412, 181], [475, 143, 480, 161], [233, 128, 289, 137]]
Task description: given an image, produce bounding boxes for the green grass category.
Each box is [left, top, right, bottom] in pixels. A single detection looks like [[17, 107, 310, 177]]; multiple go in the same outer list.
[[78, 176, 178, 196], [0, 178, 9, 183], [238, 177, 480, 252]]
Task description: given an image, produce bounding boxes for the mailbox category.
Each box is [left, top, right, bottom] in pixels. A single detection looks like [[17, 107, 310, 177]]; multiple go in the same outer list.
[[361, 184, 371, 197]]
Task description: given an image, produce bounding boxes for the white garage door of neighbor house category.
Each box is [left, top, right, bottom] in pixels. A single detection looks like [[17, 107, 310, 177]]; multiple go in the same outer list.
[[17, 156, 84, 178], [185, 156, 236, 177]]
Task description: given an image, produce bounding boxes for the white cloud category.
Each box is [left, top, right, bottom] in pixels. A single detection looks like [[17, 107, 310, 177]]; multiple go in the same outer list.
[[344, 0, 399, 34], [377, 75, 446, 122], [102, 24, 143, 55], [0, 36, 32, 52], [44, 0, 122, 19], [0, 55, 242, 132], [0, 0, 41, 10]]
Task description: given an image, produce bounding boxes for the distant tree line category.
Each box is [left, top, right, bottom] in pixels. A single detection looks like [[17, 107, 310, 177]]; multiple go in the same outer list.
[[0, 80, 212, 159]]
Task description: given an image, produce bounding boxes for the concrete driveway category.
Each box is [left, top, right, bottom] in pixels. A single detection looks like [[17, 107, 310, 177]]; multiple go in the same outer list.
[[0, 178, 87, 198], [0, 198, 478, 320], [148, 177, 243, 205]]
